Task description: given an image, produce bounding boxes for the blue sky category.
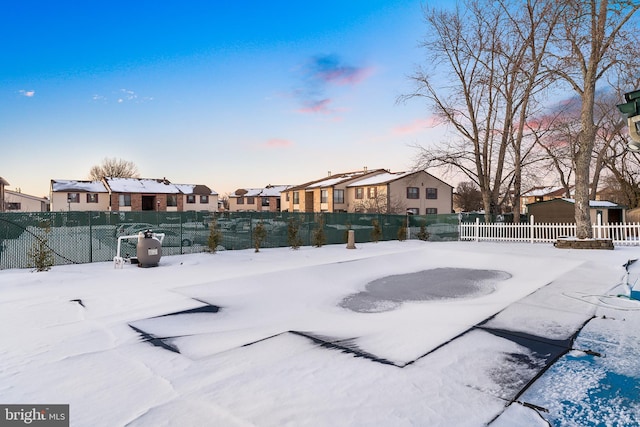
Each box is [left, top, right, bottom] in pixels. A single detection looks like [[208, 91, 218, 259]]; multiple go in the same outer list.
[[1, 0, 448, 198]]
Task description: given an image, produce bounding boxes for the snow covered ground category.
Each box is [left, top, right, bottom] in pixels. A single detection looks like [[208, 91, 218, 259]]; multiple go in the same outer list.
[[1, 240, 639, 426]]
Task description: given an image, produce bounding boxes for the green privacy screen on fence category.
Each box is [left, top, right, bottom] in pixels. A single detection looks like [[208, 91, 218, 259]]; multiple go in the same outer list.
[[0, 211, 460, 270]]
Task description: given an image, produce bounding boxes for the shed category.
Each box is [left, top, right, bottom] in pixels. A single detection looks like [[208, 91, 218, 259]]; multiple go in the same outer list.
[[526, 198, 625, 224]]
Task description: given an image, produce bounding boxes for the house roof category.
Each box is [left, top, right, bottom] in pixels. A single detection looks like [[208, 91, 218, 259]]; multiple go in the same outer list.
[[104, 177, 180, 194], [522, 185, 566, 197], [346, 171, 417, 187], [230, 185, 293, 198], [288, 169, 387, 191], [5, 190, 49, 203], [51, 179, 108, 193], [527, 198, 623, 208], [174, 184, 217, 196]]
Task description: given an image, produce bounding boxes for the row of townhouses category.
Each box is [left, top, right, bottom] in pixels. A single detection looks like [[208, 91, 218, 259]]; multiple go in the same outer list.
[[1, 168, 454, 215]]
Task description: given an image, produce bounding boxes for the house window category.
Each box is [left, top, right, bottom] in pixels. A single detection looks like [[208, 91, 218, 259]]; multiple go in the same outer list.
[[119, 194, 131, 207], [6, 202, 20, 210], [334, 189, 345, 204], [293, 192, 300, 204], [426, 208, 438, 214], [167, 195, 178, 207], [67, 193, 80, 203], [355, 188, 364, 199], [237, 197, 244, 205], [262, 197, 270, 207], [247, 197, 255, 204], [200, 195, 209, 204], [407, 187, 419, 199], [407, 208, 419, 215], [187, 195, 196, 204], [367, 187, 377, 199], [86, 193, 99, 203], [426, 188, 438, 199], [321, 190, 328, 203]]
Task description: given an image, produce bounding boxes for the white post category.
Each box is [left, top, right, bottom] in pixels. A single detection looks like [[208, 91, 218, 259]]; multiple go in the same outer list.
[[597, 213, 602, 239], [475, 217, 480, 242], [530, 215, 534, 244]]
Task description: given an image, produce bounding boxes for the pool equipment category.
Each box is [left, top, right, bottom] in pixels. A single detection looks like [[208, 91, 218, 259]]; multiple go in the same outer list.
[[622, 259, 640, 300], [114, 229, 165, 268]]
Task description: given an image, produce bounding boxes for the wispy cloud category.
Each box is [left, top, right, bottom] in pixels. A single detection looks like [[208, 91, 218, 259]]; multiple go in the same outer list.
[[392, 117, 441, 135], [18, 90, 35, 97], [91, 88, 154, 104], [294, 54, 373, 116]]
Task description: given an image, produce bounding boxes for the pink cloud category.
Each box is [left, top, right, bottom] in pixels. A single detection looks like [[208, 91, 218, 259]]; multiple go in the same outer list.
[[297, 99, 333, 114], [19, 90, 35, 97], [318, 66, 374, 86], [393, 117, 440, 135], [264, 138, 294, 148]]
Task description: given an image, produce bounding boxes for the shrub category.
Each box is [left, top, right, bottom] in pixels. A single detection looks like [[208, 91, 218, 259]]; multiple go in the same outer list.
[[417, 222, 430, 241], [253, 221, 267, 252], [287, 217, 303, 249], [207, 218, 223, 253], [371, 219, 382, 243], [397, 218, 407, 241], [312, 216, 326, 248], [28, 221, 54, 272]]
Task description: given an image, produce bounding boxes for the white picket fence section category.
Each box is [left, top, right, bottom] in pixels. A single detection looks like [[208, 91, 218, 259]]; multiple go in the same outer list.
[[459, 215, 640, 246]]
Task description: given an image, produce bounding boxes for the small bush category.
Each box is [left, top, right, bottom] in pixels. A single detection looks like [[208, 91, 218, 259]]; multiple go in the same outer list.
[[28, 221, 54, 272], [207, 219, 223, 253], [397, 218, 407, 241], [371, 219, 382, 243], [287, 217, 303, 249], [417, 222, 430, 241], [312, 216, 326, 248], [253, 221, 268, 252]]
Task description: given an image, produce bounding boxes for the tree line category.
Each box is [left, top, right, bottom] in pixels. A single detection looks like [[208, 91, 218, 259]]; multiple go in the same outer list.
[[403, 0, 640, 238]]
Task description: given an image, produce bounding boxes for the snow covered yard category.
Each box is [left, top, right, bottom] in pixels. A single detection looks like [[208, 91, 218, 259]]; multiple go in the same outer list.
[[1, 240, 639, 426]]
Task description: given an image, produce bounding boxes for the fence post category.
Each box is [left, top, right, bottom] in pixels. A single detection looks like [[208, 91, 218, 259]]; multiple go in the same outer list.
[[597, 213, 602, 239], [88, 212, 93, 263], [530, 215, 534, 244], [475, 217, 480, 242]]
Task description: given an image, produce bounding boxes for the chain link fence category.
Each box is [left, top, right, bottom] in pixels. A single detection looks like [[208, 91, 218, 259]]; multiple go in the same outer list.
[[0, 211, 460, 270]]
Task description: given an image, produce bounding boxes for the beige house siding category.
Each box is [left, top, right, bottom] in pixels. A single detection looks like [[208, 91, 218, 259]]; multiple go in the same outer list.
[[348, 171, 454, 215], [4, 190, 50, 212], [50, 180, 110, 212], [51, 178, 217, 212]]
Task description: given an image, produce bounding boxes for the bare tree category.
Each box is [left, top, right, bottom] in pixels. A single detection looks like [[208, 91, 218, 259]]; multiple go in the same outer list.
[[548, 0, 639, 238], [353, 190, 406, 214], [89, 157, 140, 181], [454, 181, 483, 212], [403, 0, 559, 222]]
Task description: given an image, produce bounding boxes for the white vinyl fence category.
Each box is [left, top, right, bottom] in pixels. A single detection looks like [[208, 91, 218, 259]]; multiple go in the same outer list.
[[459, 215, 640, 246]]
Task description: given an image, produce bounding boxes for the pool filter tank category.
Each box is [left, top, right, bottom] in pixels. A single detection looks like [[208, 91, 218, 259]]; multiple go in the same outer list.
[[136, 230, 162, 267]]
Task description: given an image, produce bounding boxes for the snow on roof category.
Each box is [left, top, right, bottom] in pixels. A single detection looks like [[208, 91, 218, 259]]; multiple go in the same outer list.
[[105, 177, 180, 194], [346, 171, 414, 187], [51, 179, 107, 192], [231, 185, 293, 198], [306, 172, 373, 189], [522, 186, 565, 197], [174, 184, 218, 196], [561, 198, 621, 208]]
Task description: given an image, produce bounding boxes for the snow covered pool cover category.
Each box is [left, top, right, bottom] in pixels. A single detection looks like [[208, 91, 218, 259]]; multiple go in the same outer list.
[[340, 268, 512, 313]]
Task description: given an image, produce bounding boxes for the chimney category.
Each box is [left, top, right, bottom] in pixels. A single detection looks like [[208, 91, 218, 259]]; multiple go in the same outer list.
[[328, 171, 331, 176], [363, 166, 368, 172]]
